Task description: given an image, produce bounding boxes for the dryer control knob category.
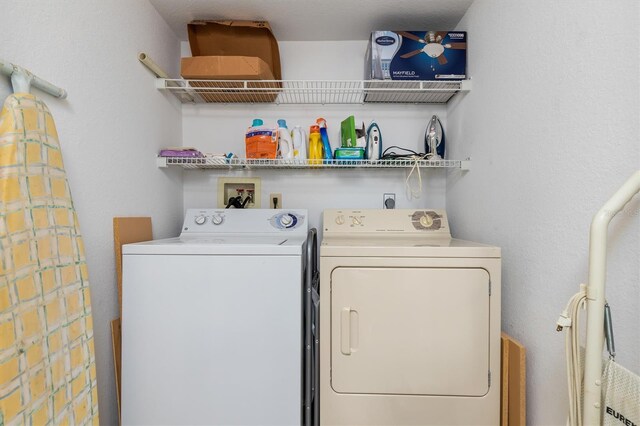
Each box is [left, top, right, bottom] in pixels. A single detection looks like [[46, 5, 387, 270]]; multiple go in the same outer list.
[[420, 215, 433, 228], [279, 214, 294, 227], [194, 215, 207, 225], [211, 215, 224, 225], [335, 215, 345, 225]]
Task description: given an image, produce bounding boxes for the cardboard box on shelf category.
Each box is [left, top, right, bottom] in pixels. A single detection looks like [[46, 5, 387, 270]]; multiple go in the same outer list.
[[366, 31, 467, 80], [181, 56, 275, 80], [182, 20, 282, 102]]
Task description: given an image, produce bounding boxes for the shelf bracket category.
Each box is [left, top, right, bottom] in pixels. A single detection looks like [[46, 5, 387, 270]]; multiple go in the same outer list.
[[156, 157, 168, 168]]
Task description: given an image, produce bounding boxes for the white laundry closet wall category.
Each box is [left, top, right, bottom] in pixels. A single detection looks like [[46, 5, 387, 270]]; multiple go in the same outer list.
[[181, 41, 452, 231], [447, 1, 640, 424], [0, 3, 182, 424], [2, 1, 639, 425]]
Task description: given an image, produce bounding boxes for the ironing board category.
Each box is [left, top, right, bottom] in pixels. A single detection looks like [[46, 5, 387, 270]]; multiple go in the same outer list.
[[0, 94, 99, 424]]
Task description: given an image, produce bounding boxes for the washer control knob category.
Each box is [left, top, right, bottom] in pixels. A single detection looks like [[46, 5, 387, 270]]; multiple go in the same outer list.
[[420, 215, 434, 228], [211, 215, 224, 225], [352, 216, 362, 226], [335, 215, 345, 225], [194, 215, 207, 225], [279, 214, 294, 228]]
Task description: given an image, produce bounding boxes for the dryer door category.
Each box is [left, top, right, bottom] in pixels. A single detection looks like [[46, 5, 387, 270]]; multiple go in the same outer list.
[[331, 267, 490, 397]]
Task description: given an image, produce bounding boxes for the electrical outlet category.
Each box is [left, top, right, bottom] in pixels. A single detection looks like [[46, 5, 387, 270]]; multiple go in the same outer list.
[[217, 177, 261, 208], [383, 193, 396, 209], [270, 193, 282, 209]]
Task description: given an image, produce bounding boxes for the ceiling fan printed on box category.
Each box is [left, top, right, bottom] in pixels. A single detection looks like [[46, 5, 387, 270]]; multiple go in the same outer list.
[[393, 31, 467, 79]]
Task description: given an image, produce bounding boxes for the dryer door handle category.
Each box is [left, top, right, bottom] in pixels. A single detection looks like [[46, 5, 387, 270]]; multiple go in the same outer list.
[[340, 307, 359, 355], [341, 308, 351, 355]]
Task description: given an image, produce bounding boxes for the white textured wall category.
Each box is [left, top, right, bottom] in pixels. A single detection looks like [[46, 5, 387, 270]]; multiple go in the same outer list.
[[182, 41, 452, 232], [0, 2, 183, 424], [4, 3, 636, 424], [447, 1, 640, 424]]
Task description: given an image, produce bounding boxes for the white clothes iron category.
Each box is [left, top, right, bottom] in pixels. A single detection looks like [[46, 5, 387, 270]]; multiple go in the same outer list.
[[366, 120, 382, 160], [425, 115, 445, 159]]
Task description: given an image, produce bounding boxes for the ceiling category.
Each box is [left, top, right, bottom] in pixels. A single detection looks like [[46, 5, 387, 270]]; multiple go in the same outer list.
[[148, 0, 474, 41]]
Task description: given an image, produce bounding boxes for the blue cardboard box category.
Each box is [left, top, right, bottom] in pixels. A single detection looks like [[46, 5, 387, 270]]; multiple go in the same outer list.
[[366, 31, 467, 80]]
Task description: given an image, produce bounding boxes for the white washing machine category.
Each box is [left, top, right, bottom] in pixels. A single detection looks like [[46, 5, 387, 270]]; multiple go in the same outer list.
[[320, 209, 501, 425], [121, 209, 317, 426]]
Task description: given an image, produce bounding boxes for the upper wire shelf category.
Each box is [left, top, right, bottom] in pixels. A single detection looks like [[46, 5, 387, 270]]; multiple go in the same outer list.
[[156, 79, 470, 105], [157, 156, 470, 170]]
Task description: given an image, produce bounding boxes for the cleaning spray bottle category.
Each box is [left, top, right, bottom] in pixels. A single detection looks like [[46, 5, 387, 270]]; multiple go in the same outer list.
[[309, 124, 323, 164], [277, 119, 293, 160], [316, 117, 333, 161], [291, 125, 307, 159]]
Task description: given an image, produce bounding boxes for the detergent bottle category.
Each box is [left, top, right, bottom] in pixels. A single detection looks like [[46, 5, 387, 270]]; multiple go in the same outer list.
[[316, 117, 333, 161], [277, 119, 293, 160], [245, 119, 278, 159], [291, 125, 307, 159], [308, 125, 323, 164]]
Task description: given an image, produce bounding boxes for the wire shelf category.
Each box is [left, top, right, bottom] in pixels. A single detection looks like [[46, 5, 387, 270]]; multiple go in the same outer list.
[[157, 156, 470, 170], [156, 79, 470, 104]]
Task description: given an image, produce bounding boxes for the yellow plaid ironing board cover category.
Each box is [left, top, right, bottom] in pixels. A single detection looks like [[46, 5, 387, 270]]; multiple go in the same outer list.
[[0, 94, 99, 425]]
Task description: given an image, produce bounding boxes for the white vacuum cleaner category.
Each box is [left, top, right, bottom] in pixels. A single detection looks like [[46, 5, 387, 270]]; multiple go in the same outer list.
[[557, 170, 640, 426]]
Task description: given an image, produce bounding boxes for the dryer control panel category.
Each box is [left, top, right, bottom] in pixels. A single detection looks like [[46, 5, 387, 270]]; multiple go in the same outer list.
[[323, 209, 450, 237]]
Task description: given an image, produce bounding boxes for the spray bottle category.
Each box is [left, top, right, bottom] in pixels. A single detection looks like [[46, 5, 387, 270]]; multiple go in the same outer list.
[[316, 118, 333, 161], [309, 124, 323, 164], [277, 119, 293, 160]]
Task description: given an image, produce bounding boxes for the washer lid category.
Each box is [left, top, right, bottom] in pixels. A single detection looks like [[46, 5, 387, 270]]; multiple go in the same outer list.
[[123, 235, 306, 256], [320, 237, 500, 258]]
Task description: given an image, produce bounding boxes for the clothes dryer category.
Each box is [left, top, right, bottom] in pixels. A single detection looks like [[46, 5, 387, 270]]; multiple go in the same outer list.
[[122, 209, 317, 425], [320, 209, 501, 425]]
